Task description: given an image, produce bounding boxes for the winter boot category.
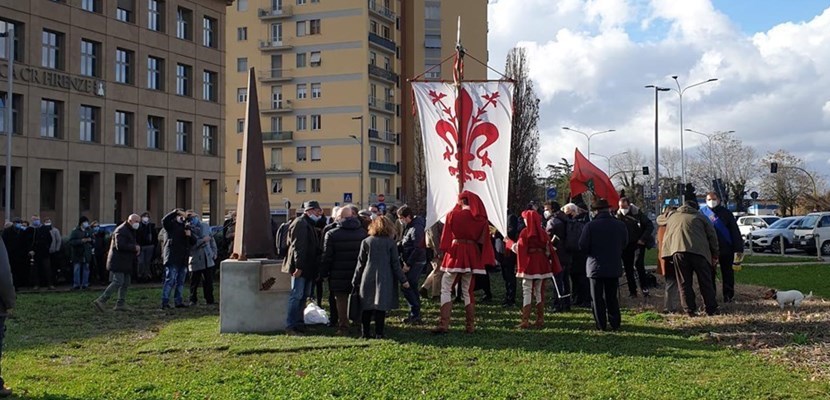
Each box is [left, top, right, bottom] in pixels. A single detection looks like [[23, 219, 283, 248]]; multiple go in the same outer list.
[[517, 305, 531, 329], [464, 304, 476, 334], [431, 302, 452, 335], [534, 302, 545, 329]]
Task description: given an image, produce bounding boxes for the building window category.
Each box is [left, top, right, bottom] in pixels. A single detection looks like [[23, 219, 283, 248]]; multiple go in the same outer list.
[[116, 0, 134, 23], [236, 118, 244, 133], [237, 27, 247, 41], [203, 16, 217, 48], [310, 51, 321, 67], [0, 92, 21, 135], [114, 110, 132, 146], [79, 105, 99, 142], [202, 124, 217, 155], [296, 178, 307, 193], [311, 114, 321, 130], [370, 114, 377, 129], [425, 4, 440, 20], [271, 179, 283, 194], [384, 117, 392, 134], [296, 53, 306, 68], [80, 39, 99, 77], [383, 179, 391, 196], [296, 21, 307, 37], [202, 70, 217, 102], [370, 21, 378, 34], [296, 84, 307, 99], [81, 0, 101, 13], [382, 25, 391, 40], [310, 146, 321, 161], [383, 147, 391, 162], [425, 34, 442, 48], [147, 116, 163, 149], [176, 7, 192, 40], [175, 120, 190, 152], [237, 88, 247, 103], [370, 177, 377, 195], [236, 149, 242, 163], [237, 0, 248, 11], [147, 56, 163, 90], [425, 63, 441, 79], [296, 115, 307, 131], [311, 178, 321, 193], [309, 19, 321, 35], [115, 48, 133, 84], [0, 20, 23, 62], [41, 30, 63, 70], [311, 83, 321, 99], [40, 99, 62, 138], [296, 146, 307, 162], [297, 0, 307, 5], [369, 51, 377, 66], [148, 0, 164, 32], [370, 145, 377, 161], [237, 57, 248, 72], [175, 63, 192, 96], [384, 56, 391, 70]]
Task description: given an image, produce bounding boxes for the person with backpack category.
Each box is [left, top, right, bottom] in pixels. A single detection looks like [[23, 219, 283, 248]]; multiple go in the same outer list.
[[563, 203, 591, 307], [615, 197, 655, 298]]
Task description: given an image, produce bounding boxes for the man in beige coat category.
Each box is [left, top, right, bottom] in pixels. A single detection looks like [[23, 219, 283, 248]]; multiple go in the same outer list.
[[661, 201, 720, 316]]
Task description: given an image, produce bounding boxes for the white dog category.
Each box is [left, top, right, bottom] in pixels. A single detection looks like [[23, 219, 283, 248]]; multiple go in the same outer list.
[[763, 289, 813, 310]]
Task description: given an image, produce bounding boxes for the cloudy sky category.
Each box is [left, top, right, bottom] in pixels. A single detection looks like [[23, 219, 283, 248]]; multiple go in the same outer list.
[[486, 0, 830, 180]]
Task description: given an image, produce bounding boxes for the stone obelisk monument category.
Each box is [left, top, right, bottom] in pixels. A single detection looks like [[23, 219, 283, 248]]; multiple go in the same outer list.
[[220, 68, 290, 333]]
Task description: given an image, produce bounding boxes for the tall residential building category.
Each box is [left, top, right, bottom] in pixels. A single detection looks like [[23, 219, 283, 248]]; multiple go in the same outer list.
[[224, 0, 487, 218], [0, 0, 232, 229]]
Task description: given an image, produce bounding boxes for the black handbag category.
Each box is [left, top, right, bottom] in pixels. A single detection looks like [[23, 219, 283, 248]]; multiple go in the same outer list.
[[348, 293, 362, 322]]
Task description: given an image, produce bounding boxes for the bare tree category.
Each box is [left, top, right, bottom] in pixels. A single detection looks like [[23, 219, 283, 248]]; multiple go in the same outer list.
[[760, 150, 814, 216], [505, 47, 540, 213], [611, 149, 646, 207]]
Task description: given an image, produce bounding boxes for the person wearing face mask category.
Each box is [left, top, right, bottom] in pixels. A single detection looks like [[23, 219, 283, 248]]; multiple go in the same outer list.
[[396, 205, 427, 324], [160, 209, 197, 309], [46, 218, 63, 284], [283, 201, 325, 335], [69, 217, 95, 290], [187, 212, 217, 306], [320, 206, 368, 334], [615, 197, 655, 298], [544, 201, 572, 312], [93, 214, 141, 312], [700, 191, 743, 303], [27, 215, 54, 290], [136, 212, 157, 282]]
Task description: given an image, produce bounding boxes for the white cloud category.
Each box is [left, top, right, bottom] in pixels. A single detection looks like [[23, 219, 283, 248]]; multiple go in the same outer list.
[[487, 0, 830, 185]]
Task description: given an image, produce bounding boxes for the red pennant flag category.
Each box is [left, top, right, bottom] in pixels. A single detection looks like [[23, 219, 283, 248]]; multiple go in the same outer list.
[[569, 149, 620, 206]]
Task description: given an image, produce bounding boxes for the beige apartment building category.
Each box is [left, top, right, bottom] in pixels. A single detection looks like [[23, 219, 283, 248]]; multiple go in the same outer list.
[[224, 0, 487, 218], [0, 0, 231, 230]]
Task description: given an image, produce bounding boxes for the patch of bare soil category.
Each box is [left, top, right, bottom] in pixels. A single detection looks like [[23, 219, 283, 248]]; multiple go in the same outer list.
[[618, 280, 830, 380]]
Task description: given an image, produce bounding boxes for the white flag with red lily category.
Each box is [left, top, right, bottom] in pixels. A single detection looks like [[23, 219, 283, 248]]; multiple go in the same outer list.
[[412, 82, 514, 236]]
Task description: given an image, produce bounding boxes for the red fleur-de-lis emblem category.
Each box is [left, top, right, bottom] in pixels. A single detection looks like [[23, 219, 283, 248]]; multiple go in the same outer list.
[[429, 88, 501, 181]]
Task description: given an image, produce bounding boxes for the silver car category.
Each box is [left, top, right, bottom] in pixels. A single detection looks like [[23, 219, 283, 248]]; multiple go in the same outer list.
[[749, 216, 803, 252]]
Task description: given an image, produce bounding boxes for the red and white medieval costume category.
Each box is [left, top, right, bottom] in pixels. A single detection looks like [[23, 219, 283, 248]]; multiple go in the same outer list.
[[432, 191, 495, 334]]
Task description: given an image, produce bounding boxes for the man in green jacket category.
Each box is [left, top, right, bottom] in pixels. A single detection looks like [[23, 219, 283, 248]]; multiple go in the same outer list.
[[661, 201, 720, 316]]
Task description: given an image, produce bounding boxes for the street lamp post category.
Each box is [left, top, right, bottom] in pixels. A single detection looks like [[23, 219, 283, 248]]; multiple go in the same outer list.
[[562, 127, 615, 159], [671, 76, 718, 202], [2, 28, 13, 223], [590, 151, 629, 176], [645, 84, 671, 215], [349, 116, 364, 208], [685, 128, 735, 182]]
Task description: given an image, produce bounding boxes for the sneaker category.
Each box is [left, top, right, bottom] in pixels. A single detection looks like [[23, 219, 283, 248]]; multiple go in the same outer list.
[[160, 304, 172, 310], [92, 299, 105, 312], [642, 289, 650, 298]]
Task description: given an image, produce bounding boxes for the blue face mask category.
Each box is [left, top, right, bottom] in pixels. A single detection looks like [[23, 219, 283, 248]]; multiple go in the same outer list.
[[32, 220, 41, 227], [93, 227, 100, 232], [14, 223, 22, 230], [190, 217, 200, 225]]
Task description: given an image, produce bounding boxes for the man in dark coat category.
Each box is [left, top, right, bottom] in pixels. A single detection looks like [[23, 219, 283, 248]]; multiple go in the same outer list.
[[320, 207, 367, 334], [68, 216, 94, 290], [160, 209, 196, 309], [283, 201, 324, 335], [93, 214, 141, 312], [136, 212, 157, 281], [397, 205, 427, 324], [545, 201, 571, 311], [2, 219, 25, 290], [701, 191, 743, 303], [28, 215, 53, 290], [615, 197, 654, 298], [579, 198, 628, 331]]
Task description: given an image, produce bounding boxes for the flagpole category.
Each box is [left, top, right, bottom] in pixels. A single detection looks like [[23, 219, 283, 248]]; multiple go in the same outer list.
[[454, 16, 465, 193]]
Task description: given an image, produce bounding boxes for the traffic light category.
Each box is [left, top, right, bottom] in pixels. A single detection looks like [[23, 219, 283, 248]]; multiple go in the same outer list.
[[642, 166, 649, 175], [770, 162, 778, 173]]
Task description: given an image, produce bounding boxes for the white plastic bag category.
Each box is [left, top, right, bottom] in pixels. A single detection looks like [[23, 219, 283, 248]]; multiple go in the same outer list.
[[303, 301, 329, 325]]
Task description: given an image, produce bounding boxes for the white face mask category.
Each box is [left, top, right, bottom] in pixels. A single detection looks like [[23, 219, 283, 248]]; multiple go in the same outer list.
[[706, 200, 719, 209], [370, 213, 378, 220], [82, 222, 90, 229], [142, 217, 150, 223], [176, 216, 184, 223], [309, 214, 321, 222], [131, 222, 140, 230], [620, 208, 629, 215], [543, 210, 552, 219]]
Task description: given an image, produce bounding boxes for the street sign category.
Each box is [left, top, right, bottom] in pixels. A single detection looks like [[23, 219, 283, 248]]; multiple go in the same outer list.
[[377, 202, 386, 213], [283, 200, 291, 210], [546, 187, 557, 199], [750, 191, 759, 200], [343, 192, 353, 203]]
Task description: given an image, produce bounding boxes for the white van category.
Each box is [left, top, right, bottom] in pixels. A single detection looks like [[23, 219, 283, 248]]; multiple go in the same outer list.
[[792, 212, 830, 255]]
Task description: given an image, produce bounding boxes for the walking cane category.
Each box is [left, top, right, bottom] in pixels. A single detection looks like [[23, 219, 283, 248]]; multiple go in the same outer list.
[[549, 273, 571, 299]]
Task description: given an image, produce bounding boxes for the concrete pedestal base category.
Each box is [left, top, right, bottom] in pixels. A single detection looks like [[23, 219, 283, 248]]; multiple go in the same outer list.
[[219, 259, 291, 333]]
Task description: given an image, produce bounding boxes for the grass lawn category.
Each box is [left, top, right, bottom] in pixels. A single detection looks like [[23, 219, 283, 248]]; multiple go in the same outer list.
[[4, 280, 830, 399], [643, 249, 819, 267], [735, 264, 830, 298]]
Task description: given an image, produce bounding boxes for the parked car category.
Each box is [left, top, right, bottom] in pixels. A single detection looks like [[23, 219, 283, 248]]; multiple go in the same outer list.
[[793, 212, 830, 255], [737, 215, 780, 239], [748, 216, 803, 252]]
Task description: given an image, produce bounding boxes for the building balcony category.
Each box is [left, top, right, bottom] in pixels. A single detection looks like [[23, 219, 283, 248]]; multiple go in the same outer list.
[[368, 128, 397, 144], [258, 4, 293, 19], [368, 64, 398, 83], [368, 0, 395, 22], [266, 165, 293, 175], [369, 161, 398, 174], [263, 131, 293, 143], [368, 33, 396, 53], [258, 39, 293, 51], [259, 68, 293, 82], [260, 101, 293, 114], [368, 96, 396, 114]]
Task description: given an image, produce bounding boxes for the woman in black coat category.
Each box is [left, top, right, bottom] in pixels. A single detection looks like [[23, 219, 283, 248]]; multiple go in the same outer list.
[[321, 215, 368, 334]]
